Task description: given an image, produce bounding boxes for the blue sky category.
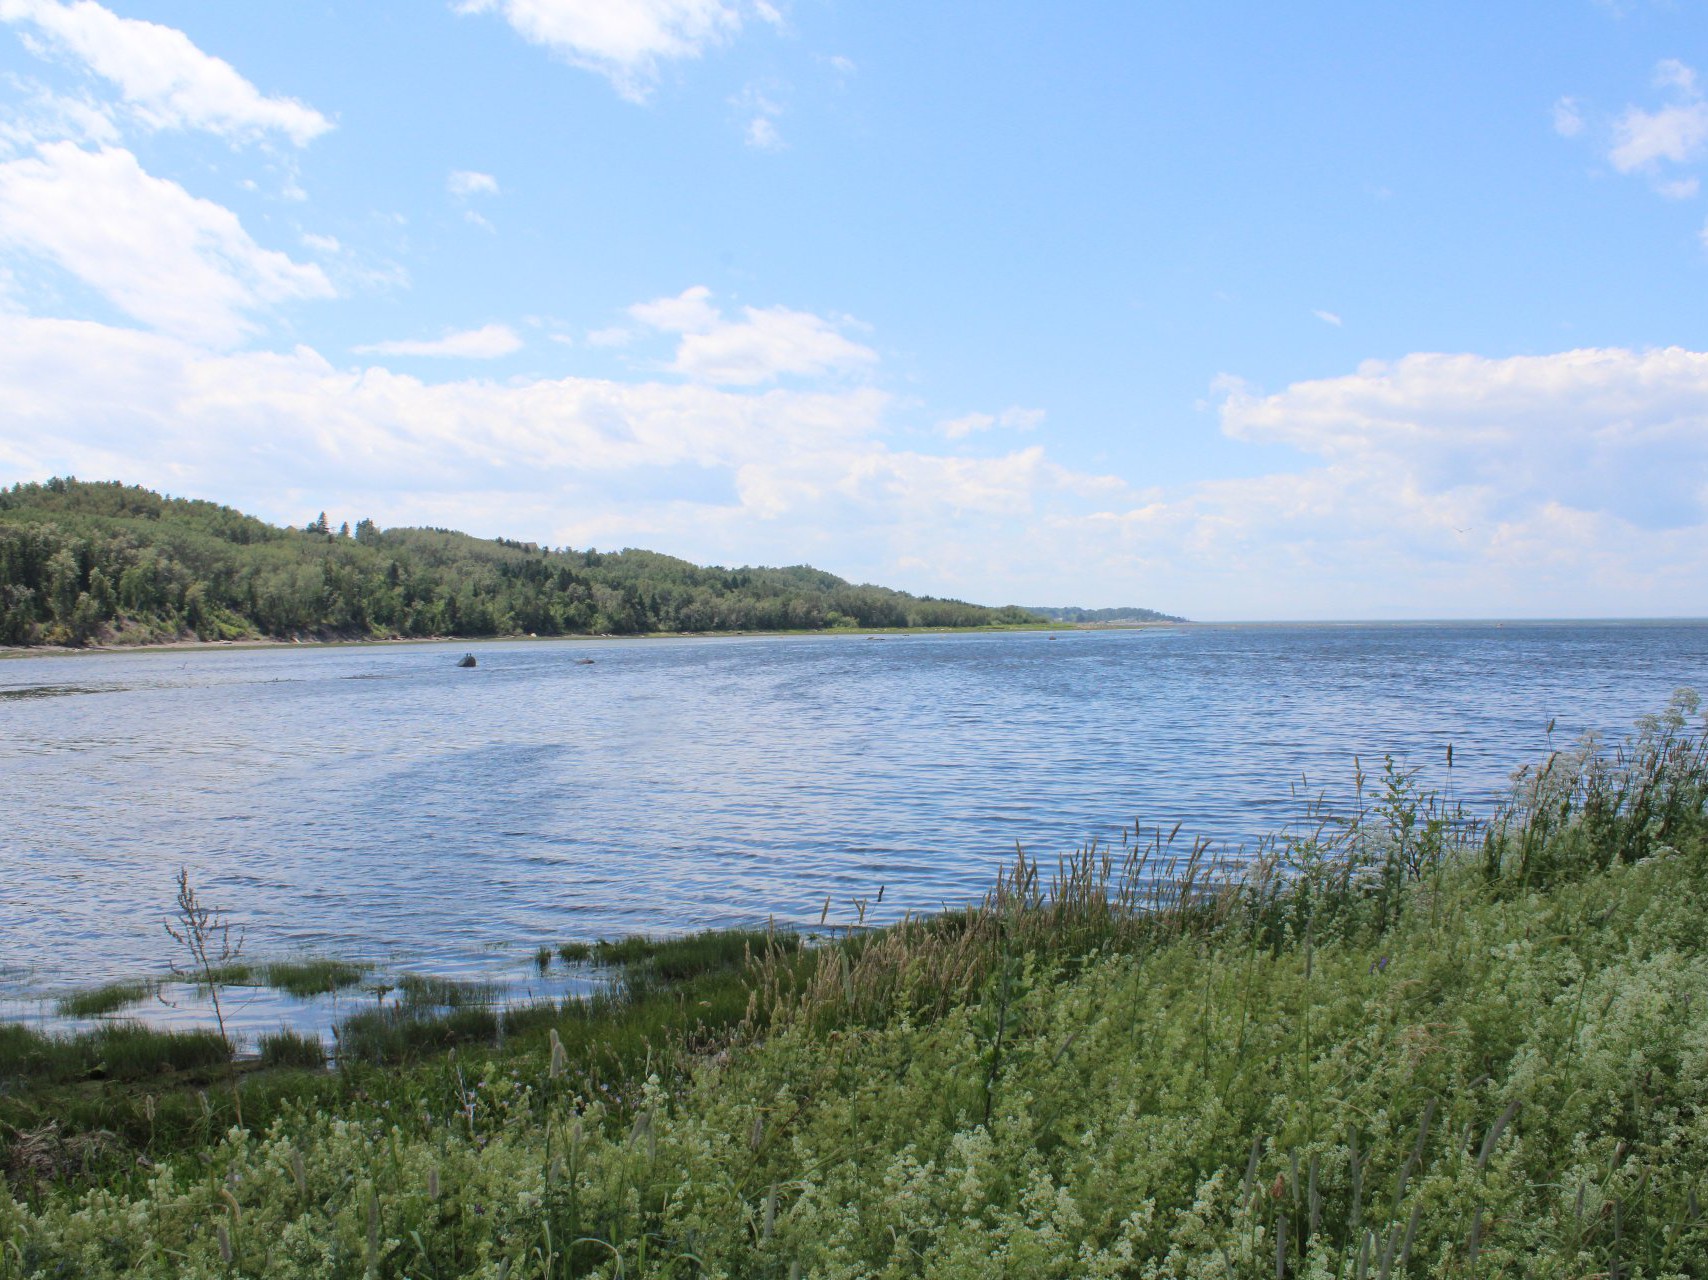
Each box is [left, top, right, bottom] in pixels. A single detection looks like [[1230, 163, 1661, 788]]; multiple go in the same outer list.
[[0, 0, 1704, 619]]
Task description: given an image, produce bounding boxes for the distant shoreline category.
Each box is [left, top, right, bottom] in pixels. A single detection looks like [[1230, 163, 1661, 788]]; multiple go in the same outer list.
[[0, 620, 1190, 660]]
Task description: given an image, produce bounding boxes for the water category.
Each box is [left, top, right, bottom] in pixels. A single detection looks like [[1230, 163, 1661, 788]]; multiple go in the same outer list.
[[3, 623, 1705, 1031]]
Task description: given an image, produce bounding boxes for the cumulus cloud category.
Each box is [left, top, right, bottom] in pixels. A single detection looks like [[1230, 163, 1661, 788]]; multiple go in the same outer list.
[[0, 0, 331, 145], [448, 169, 498, 197], [630, 285, 876, 385], [1220, 345, 1708, 519], [2, 308, 1703, 618], [0, 142, 332, 346], [456, 0, 742, 102], [355, 323, 523, 359]]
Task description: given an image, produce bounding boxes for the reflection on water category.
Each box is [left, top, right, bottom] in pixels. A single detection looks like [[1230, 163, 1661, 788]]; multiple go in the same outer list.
[[2, 624, 1705, 1013]]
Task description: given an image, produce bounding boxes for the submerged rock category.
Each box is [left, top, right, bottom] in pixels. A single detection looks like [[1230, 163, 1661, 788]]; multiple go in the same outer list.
[[456, 653, 477, 668]]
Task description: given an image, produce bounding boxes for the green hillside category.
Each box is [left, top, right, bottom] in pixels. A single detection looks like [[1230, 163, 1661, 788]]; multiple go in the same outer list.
[[0, 477, 1039, 647]]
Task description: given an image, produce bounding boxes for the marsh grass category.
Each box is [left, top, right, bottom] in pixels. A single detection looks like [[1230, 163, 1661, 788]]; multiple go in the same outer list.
[[393, 973, 498, 1008], [257, 1028, 326, 1070], [334, 1005, 500, 1064], [0, 1021, 230, 1085], [261, 958, 367, 998], [53, 979, 155, 1018]]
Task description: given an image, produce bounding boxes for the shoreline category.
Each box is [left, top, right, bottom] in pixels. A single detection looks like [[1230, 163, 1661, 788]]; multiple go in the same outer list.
[[0, 619, 1163, 661]]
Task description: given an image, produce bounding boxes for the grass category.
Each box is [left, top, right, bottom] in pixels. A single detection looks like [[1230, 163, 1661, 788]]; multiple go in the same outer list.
[[261, 957, 368, 998], [393, 973, 497, 1008], [53, 979, 155, 1018], [334, 1005, 500, 1064], [257, 1028, 326, 1070], [594, 926, 800, 982], [0, 1021, 230, 1086], [0, 692, 1703, 1277]]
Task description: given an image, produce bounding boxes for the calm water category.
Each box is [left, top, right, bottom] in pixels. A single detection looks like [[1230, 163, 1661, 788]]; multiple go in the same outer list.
[[3, 623, 1706, 1018]]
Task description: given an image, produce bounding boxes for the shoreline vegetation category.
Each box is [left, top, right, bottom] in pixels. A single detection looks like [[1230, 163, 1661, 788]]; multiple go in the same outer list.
[[0, 478, 1180, 653], [1, 695, 1705, 1276]]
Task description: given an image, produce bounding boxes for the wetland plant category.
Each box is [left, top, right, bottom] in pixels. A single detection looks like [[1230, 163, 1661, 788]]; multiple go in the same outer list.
[[262, 958, 367, 998], [163, 868, 244, 1124], [257, 1028, 327, 1070], [53, 979, 155, 1018]]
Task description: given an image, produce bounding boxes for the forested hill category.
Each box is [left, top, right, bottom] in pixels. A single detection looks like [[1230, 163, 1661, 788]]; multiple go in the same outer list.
[[0, 478, 1041, 647]]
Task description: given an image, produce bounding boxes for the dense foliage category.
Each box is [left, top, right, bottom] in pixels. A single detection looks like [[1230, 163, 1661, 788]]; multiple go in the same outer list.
[[2, 695, 1705, 1277], [0, 478, 1040, 646]]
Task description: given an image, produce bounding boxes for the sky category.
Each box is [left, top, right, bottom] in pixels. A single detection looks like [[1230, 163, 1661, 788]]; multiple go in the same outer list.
[[0, 1, 1704, 620]]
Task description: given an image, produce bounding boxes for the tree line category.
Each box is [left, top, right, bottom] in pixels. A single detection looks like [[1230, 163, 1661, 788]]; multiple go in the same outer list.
[[0, 478, 1042, 647]]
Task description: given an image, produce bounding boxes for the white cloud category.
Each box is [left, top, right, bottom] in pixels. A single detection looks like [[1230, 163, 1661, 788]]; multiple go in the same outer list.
[[586, 324, 635, 347], [1312, 309, 1342, 327], [629, 283, 720, 333], [939, 406, 1045, 438], [355, 323, 523, 358], [2, 314, 1703, 619], [300, 232, 341, 253], [1216, 346, 1708, 536], [630, 285, 877, 385], [939, 412, 994, 439], [745, 115, 782, 150], [734, 82, 784, 149], [1657, 177, 1700, 199], [1609, 59, 1708, 175], [448, 169, 499, 197], [1552, 95, 1584, 138], [456, 0, 741, 102], [0, 0, 331, 146], [0, 142, 332, 346]]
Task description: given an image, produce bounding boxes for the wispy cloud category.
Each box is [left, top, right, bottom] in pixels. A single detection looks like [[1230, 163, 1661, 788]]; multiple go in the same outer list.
[[1312, 309, 1342, 327], [630, 285, 876, 385], [355, 323, 523, 358], [448, 169, 499, 197], [939, 406, 1046, 439], [456, 0, 743, 102], [0, 142, 332, 346], [0, 0, 331, 146], [1608, 59, 1708, 181]]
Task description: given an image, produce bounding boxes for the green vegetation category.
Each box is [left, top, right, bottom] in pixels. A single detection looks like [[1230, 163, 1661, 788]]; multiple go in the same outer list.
[[262, 958, 369, 999], [0, 477, 1040, 647], [393, 974, 498, 1009], [1, 693, 1706, 1277], [257, 1029, 327, 1071], [52, 979, 155, 1018]]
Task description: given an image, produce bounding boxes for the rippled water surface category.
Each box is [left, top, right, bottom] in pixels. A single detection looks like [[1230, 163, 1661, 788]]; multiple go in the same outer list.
[[3, 623, 1706, 1006]]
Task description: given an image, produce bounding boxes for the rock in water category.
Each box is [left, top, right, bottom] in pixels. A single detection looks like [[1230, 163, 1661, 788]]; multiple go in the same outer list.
[[457, 653, 477, 668]]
